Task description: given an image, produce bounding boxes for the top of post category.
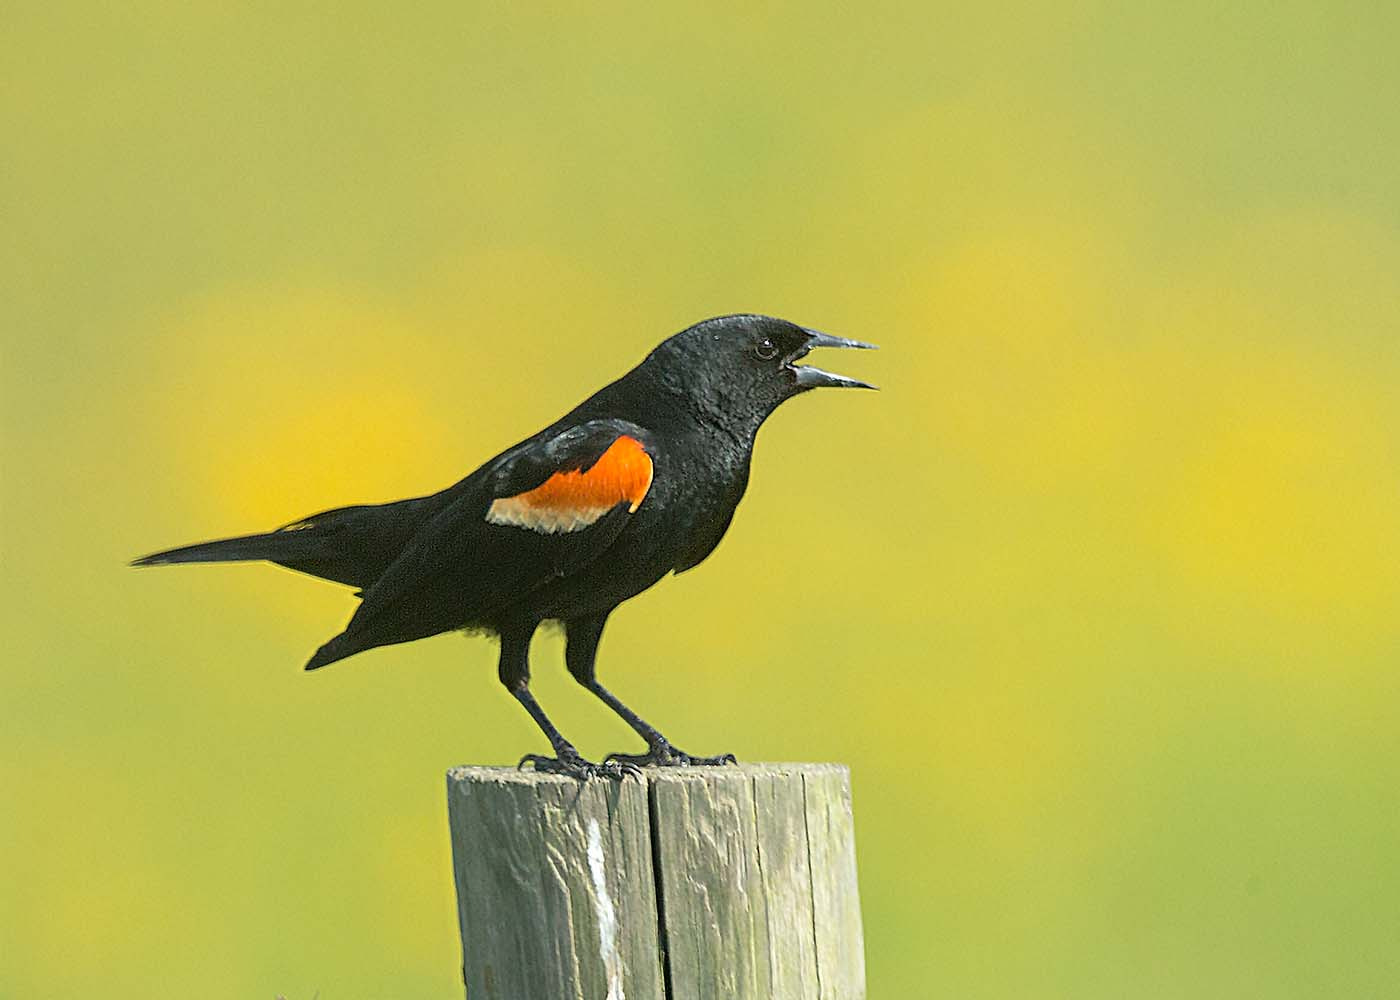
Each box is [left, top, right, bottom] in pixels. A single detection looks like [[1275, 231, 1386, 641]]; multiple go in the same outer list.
[[447, 761, 850, 786]]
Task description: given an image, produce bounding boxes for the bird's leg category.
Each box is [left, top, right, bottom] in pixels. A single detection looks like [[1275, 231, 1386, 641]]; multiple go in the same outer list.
[[498, 625, 635, 780], [565, 615, 736, 768]]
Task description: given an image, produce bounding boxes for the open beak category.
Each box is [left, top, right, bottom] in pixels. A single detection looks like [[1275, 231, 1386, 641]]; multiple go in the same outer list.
[[789, 328, 879, 390]]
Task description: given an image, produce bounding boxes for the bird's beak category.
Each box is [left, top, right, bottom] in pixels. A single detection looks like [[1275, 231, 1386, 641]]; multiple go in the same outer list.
[[790, 328, 879, 390]]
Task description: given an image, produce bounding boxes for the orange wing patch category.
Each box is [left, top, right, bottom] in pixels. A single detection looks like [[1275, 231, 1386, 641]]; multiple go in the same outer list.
[[486, 435, 654, 534]]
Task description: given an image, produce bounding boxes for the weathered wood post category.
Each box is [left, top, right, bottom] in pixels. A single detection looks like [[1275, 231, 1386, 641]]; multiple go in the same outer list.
[[446, 762, 865, 1000]]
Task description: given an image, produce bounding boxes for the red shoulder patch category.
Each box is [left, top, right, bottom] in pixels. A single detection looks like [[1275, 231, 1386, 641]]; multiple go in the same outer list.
[[486, 435, 654, 534]]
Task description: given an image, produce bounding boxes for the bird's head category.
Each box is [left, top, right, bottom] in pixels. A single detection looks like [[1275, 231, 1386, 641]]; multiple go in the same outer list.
[[643, 314, 877, 433]]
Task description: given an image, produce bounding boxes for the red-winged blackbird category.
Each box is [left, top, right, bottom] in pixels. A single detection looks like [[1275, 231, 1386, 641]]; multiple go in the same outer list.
[[135, 314, 876, 777]]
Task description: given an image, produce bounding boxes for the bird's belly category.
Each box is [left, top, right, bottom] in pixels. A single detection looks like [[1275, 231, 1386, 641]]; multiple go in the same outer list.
[[518, 496, 709, 620], [525, 531, 677, 619]]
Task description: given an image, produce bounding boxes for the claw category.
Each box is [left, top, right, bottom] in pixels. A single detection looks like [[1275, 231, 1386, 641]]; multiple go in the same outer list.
[[604, 742, 738, 768], [518, 751, 638, 780]]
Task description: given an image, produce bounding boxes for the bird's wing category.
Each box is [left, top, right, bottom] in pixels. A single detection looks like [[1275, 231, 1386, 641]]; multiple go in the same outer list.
[[480, 419, 654, 533], [305, 419, 656, 669]]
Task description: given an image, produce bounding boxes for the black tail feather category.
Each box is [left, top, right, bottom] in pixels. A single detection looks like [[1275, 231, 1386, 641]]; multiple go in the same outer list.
[[304, 634, 354, 671], [131, 532, 313, 568], [132, 496, 447, 589]]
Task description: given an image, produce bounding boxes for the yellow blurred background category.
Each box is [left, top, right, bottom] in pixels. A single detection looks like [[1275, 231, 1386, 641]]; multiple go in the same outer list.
[[4, 4, 1399, 997]]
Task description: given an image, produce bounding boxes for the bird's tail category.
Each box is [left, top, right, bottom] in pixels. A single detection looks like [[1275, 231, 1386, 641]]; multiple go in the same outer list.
[[131, 530, 321, 569], [131, 535, 306, 565], [130, 498, 442, 589], [304, 634, 355, 671]]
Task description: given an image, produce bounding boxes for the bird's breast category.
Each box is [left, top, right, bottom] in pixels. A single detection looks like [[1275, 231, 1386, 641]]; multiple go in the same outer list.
[[651, 438, 751, 574]]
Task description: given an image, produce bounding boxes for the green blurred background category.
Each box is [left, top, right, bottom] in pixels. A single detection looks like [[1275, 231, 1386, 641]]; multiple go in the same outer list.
[[4, 3, 1399, 997]]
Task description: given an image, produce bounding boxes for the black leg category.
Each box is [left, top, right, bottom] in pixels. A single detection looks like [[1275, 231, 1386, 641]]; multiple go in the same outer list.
[[497, 622, 634, 780], [565, 613, 736, 768]]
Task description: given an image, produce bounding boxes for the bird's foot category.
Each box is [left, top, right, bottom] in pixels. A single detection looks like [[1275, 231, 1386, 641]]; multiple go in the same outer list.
[[604, 740, 737, 769], [518, 748, 640, 780]]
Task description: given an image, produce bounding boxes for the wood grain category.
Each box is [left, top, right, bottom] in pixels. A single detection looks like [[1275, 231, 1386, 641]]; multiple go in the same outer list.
[[447, 763, 864, 1000]]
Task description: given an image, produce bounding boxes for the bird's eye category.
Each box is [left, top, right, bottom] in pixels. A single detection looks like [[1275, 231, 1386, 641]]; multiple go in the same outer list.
[[755, 338, 778, 361]]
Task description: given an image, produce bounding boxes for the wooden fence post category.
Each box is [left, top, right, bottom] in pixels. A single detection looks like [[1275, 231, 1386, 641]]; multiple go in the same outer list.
[[446, 762, 865, 1000]]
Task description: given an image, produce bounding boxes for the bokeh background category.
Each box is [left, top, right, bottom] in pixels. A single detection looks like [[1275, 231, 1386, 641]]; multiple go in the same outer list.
[[5, 4, 1399, 997]]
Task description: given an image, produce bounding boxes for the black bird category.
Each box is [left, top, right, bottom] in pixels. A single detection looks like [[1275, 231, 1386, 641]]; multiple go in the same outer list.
[[134, 314, 876, 777]]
